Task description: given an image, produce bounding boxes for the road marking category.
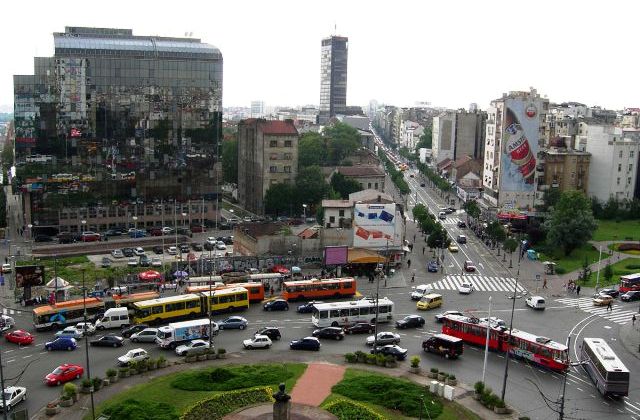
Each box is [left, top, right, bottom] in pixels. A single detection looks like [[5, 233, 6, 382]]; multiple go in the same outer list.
[[6, 359, 15, 363], [23, 354, 32, 358], [4, 350, 14, 353]]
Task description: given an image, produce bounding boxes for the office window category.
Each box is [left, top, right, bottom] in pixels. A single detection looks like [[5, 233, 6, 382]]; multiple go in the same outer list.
[[339, 210, 345, 217], [284, 140, 292, 147], [368, 183, 372, 188], [284, 153, 292, 160], [284, 166, 291, 173], [631, 151, 635, 158], [618, 164, 622, 172], [329, 216, 335, 223], [617, 177, 621, 185], [629, 164, 633, 172], [269, 166, 277, 173], [269, 140, 278, 147], [619, 150, 623, 158], [375, 183, 378, 189]]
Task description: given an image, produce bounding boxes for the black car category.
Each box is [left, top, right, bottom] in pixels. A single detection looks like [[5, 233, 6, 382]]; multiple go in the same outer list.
[[370, 344, 408, 360], [34, 234, 53, 243], [179, 244, 190, 253], [57, 233, 75, 244], [344, 322, 374, 335], [621, 291, 640, 302], [121, 324, 149, 338], [598, 288, 620, 298], [152, 246, 164, 255], [122, 248, 135, 257], [139, 255, 150, 267], [204, 242, 215, 251], [312, 327, 345, 340], [218, 222, 231, 230], [263, 299, 289, 311], [420, 183, 426, 187], [191, 243, 203, 251], [296, 301, 322, 313], [289, 337, 321, 351], [222, 236, 234, 245], [395, 315, 425, 329], [90, 335, 124, 347], [104, 229, 123, 237], [255, 327, 282, 341], [457, 220, 467, 228]]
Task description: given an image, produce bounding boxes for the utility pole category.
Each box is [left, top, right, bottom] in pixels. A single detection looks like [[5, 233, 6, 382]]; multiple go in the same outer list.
[[0, 333, 8, 420], [482, 296, 492, 385], [82, 270, 95, 419], [558, 336, 570, 420], [500, 263, 520, 402], [208, 248, 213, 349]]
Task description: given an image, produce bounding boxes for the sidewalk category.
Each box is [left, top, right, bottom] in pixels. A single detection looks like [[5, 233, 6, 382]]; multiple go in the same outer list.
[[289, 362, 345, 406]]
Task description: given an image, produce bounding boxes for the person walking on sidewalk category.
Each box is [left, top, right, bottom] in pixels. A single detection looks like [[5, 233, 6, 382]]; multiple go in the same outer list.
[[633, 314, 636, 326], [543, 278, 548, 289], [411, 272, 415, 283], [407, 259, 411, 269], [576, 285, 581, 296], [422, 246, 425, 255]]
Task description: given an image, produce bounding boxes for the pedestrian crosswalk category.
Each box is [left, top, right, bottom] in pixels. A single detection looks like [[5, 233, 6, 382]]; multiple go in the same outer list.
[[555, 297, 636, 325], [425, 275, 527, 293], [440, 217, 461, 225], [2, 308, 16, 316]]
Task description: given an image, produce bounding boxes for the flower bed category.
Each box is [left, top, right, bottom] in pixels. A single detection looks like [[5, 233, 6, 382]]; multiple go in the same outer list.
[[180, 387, 273, 420]]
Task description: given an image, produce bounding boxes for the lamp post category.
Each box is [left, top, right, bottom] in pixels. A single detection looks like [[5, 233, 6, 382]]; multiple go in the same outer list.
[[80, 220, 86, 233], [208, 247, 214, 348], [482, 296, 492, 385], [132, 216, 138, 233], [180, 212, 187, 264], [500, 263, 520, 402], [595, 245, 603, 291], [82, 269, 96, 419], [302, 204, 307, 222]]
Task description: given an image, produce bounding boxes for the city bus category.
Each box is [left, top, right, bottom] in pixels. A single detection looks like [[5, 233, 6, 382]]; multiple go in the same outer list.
[[282, 278, 357, 301], [619, 273, 640, 293], [185, 276, 225, 286], [580, 337, 630, 397], [311, 297, 394, 328], [132, 288, 249, 324], [108, 291, 160, 310], [186, 282, 265, 303], [441, 314, 569, 372], [33, 298, 105, 331], [247, 273, 283, 283]]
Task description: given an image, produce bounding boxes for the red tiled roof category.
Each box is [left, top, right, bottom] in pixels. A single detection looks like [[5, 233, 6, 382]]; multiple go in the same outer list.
[[240, 119, 299, 135], [336, 165, 385, 177], [453, 155, 472, 168]]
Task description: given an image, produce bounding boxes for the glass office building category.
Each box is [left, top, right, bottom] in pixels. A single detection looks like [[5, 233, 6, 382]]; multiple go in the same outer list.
[[13, 27, 223, 233], [319, 35, 348, 125]]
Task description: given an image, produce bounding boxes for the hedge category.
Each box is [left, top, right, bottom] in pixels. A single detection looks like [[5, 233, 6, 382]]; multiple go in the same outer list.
[[323, 398, 385, 420], [103, 399, 179, 420], [180, 386, 273, 420]]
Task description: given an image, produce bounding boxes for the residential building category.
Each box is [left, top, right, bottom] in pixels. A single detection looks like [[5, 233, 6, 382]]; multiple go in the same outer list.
[[400, 121, 424, 151], [251, 101, 265, 118], [339, 115, 375, 150], [319, 35, 348, 124], [450, 156, 482, 185], [237, 119, 299, 215], [432, 110, 486, 164], [482, 88, 549, 210], [432, 112, 456, 163], [13, 26, 223, 233], [537, 137, 591, 196], [321, 199, 352, 228], [328, 165, 386, 193]]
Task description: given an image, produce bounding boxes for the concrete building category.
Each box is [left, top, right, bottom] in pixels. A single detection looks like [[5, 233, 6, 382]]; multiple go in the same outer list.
[[319, 35, 348, 124], [328, 165, 386, 193], [482, 88, 549, 210], [432, 110, 485, 164], [400, 121, 423, 151], [538, 137, 591, 195], [339, 115, 375, 150], [321, 199, 352, 228], [237, 119, 299, 215], [251, 101, 265, 118], [432, 112, 456, 163]]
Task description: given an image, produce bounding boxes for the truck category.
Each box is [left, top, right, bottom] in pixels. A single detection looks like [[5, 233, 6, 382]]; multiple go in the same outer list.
[[156, 318, 219, 349]]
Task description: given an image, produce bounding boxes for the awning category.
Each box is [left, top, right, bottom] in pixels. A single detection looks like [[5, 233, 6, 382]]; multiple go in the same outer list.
[[347, 248, 388, 264]]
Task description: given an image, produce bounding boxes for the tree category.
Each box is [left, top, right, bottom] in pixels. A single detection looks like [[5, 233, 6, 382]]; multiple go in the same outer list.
[[298, 132, 327, 168], [323, 122, 361, 164], [578, 256, 592, 283], [463, 200, 481, 224], [503, 238, 518, 268], [544, 191, 598, 256], [264, 183, 295, 216], [295, 165, 328, 211], [539, 188, 561, 212], [602, 197, 619, 220], [330, 172, 362, 199], [415, 127, 432, 149], [221, 138, 238, 184], [603, 263, 613, 285], [486, 221, 506, 249]]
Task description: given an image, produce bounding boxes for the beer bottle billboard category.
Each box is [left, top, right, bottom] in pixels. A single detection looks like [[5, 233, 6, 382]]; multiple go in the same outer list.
[[502, 104, 537, 188]]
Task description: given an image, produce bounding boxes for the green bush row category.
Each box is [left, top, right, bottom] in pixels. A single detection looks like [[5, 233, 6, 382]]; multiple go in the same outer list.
[[104, 398, 179, 420], [171, 365, 294, 392], [323, 398, 385, 420], [344, 352, 397, 367], [180, 386, 273, 420]]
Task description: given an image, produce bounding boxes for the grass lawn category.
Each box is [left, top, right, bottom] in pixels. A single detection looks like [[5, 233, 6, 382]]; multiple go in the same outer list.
[[537, 243, 606, 275], [593, 219, 640, 242], [91, 363, 306, 420], [580, 257, 640, 288]]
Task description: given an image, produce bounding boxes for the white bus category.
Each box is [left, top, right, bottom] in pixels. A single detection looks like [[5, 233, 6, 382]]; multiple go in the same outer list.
[[311, 298, 394, 328], [581, 337, 629, 397]]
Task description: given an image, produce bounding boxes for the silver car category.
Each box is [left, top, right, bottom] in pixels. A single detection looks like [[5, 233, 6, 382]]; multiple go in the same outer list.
[[366, 331, 401, 346], [130, 328, 158, 343]]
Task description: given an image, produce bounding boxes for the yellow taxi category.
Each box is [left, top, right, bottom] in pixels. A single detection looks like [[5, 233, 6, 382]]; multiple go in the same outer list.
[[448, 243, 459, 253], [416, 293, 443, 310]]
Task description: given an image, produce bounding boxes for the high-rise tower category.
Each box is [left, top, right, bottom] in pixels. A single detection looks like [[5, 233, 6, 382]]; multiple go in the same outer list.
[[319, 35, 348, 124]]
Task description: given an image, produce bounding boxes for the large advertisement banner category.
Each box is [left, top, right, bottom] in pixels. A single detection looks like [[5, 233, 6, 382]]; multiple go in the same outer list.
[[500, 98, 539, 192], [15, 265, 45, 288], [353, 203, 397, 248], [324, 246, 348, 265]]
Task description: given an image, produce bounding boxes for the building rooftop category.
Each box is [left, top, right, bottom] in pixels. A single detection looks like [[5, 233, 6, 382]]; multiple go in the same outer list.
[[348, 189, 394, 204], [241, 119, 298, 136], [322, 199, 352, 208], [336, 165, 385, 178], [453, 155, 472, 169], [234, 222, 289, 239]]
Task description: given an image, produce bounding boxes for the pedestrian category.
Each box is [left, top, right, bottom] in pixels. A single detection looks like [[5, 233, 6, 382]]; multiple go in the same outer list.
[[633, 314, 636, 326], [411, 273, 415, 283], [407, 259, 411, 269], [543, 278, 548, 289], [422, 246, 425, 255], [413, 234, 416, 241], [607, 300, 613, 312], [576, 285, 581, 296]]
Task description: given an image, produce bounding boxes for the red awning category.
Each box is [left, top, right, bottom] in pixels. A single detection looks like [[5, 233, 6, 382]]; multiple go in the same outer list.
[[497, 212, 528, 220], [138, 270, 162, 281]]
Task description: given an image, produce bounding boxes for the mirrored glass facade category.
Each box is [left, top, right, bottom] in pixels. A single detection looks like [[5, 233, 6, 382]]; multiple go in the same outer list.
[[319, 36, 348, 124]]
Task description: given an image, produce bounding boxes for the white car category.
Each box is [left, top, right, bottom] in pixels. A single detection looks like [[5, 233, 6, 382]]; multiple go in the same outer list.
[[175, 339, 211, 356], [133, 247, 145, 256], [0, 386, 27, 410], [117, 348, 149, 366], [206, 237, 217, 245], [127, 257, 138, 267], [215, 241, 227, 250], [1, 264, 11, 273], [458, 282, 474, 294], [410, 284, 433, 301], [0, 315, 15, 330], [55, 326, 84, 339], [161, 227, 173, 235], [243, 334, 273, 349], [151, 257, 163, 267], [167, 246, 178, 255], [111, 249, 124, 259], [75, 322, 96, 336]]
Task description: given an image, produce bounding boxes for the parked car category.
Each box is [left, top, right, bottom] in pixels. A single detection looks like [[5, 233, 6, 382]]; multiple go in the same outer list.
[[90, 335, 124, 347], [101, 257, 112, 268], [458, 282, 474, 294], [263, 299, 289, 311], [598, 288, 620, 298], [427, 261, 439, 272], [75, 322, 96, 336], [464, 260, 476, 272], [217, 316, 248, 330], [129, 229, 147, 238], [621, 291, 640, 302], [296, 301, 322, 313], [312, 327, 345, 340], [127, 257, 138, 267], [58, 233, 76, 244], [81, 231, 101, 242], [366, 332, 400, 346], [0, 264, 10, 274], [130, 328, 159, 343], [167, 246, 178, 255], [179, 243, 190, 254], [243, 334, 272, 349], [139, 255, 150, 267], [55, 326, 84, 339], [341, 322, 372, 335], [5, 330, 34, 345], [103, 229, 123, 237], [395, 315, 425, 329], [45, 364, 84, 386], [152, 245, 164, 255], [34, 234, 53, 243], [151, 257, 163, 267], [215, 241, 227, 250], [133, 247, 145, 256], [0, 386, 27, 409], [289, 337, 320, 351], [122, 248, 135, 257], [121, 324, 149, 338], [255, 327, 282, 341], [117, 348, 149, 366], [111, 249, 124, 259], [190, 225, 206, 233], [161, 227, 173, 235], [435, 311, 464, 323], [175, 339, 211, 356], [191, 243, 203, 251], [45, 337, 78, 351], [370, 344, 408, 360], [222, 236, 234, 245]]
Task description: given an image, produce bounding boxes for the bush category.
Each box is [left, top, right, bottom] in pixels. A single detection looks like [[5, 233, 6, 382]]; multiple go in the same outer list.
[[158, 355, 167, 364], [217, 348, 226, 355], [474, 381, 485, 394], [106, 368, 117, 378], [171, 365, 295, 392], [495, 399, 506, 408], [119, 367, 130, 375], [63, 382, 77, 398], [103, 398, 179, 420], [344, 353, 357, 363], [384, 355, 396, 366], [375, 354, 386, 366], [555, 267, 567, 274], [366, 354, 377, 364], [410, 356, 420, 368], [430, 367, 439, 373], [92, 377, 103, 389], [618, 243, 640, 252], [81, 378, 92, 388], [626, 263, 640, 269], [448, 374, 455, 380], [323, 398, 385, 420], [180, 386, 272, 420], [332, 371, 443, 418]]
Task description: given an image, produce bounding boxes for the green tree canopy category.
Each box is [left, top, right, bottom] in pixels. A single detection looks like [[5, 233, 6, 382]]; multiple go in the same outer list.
[[463, 200, 481, 221], [415, 127, 432, 149], [427, 223, 450, 249], [298, 132, 327, 168], [330, 172, 362, 199], [544, 191, 598, 256], [295, 165, 328, 211], [323, 122, 361, 164], [539, 188, 561, 212], [264, 183, 296, 217], [221, 138, 238, 184]]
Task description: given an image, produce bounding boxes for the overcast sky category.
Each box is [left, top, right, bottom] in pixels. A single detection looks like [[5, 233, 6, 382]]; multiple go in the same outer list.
[[1, 0, 638, 112]]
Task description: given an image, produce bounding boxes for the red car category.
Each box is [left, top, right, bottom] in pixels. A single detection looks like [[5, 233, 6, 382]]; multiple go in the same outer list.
[[270, 265, 290, 275], [80, 232, 101, 242], [5, 330, 34, 345], [45, 363, 84, 386], [190, 225, 206, 233]]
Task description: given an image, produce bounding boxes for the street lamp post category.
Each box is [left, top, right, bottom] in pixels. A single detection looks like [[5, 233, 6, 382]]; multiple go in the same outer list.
[[208, 248, 214, 348], [482, 296, 492, 385], [500, 264, 520, 402], [82, 269, 96, 419], [80, 220, 86, 233], [302, 204, 307, 222], [595, 245, 603, 291], [132, 216, 138, 233]]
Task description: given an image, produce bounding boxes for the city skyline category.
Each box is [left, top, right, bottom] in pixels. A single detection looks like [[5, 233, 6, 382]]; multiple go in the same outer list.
[[1, 0, 639, 112]]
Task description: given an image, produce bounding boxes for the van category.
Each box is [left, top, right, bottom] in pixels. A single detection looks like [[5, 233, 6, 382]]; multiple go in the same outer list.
[[525, 296, 546, 310], [95, 307, 130, 330], [416, 293, 443, 310], [438, 212, 446, 220], [410, 284, 433, 301], [423, 333, 463, 359]]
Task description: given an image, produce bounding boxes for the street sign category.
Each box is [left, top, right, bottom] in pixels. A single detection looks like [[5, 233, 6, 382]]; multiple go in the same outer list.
[[535, 274, 541, 281]]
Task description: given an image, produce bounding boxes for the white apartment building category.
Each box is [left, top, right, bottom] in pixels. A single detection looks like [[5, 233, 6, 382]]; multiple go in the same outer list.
[[579, 122, 640, 202], [400, 121, 423, 151], [251, 101, 265, 118]]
